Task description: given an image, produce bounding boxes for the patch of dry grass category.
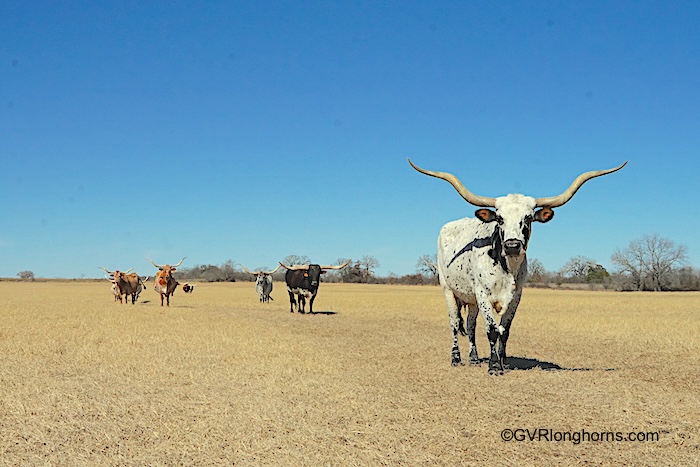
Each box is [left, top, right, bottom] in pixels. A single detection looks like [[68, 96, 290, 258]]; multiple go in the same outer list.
[[0, 282, 698, 465]]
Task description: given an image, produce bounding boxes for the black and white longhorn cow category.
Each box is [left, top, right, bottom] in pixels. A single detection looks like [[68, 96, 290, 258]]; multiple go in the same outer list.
[[279, 260, 351, 313], [239, 264, 281, 303], [409, 159, 626, 375]]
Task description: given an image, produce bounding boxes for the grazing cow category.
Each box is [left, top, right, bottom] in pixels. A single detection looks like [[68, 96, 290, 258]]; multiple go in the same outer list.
[[279, 260, 351, 313], [409, 158, 626, 375], [239, 264, 281, 303], [146, 257, 186, 307], [100, 267, 147, 304], [182, 283, 195, 293]]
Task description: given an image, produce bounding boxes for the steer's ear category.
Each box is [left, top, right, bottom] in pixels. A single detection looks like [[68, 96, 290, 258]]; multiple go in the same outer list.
[[534, 207, 554, 223], [475, 209, 497, 223], [171, 267, 177, 272]]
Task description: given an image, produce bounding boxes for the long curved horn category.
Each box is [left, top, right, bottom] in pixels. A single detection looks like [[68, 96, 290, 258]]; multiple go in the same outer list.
[[263, 264, 281, 275], [172, 257, 186, 268], [408, 159, 497, 207], [124, 268, 134, 274], [146, 258, 161, 269], [238, 264, 258, 275], [320, 259, 352, 270], [534, 161, 627, 208], [279, 262, 309, 271], [99, 266, 114, 275]]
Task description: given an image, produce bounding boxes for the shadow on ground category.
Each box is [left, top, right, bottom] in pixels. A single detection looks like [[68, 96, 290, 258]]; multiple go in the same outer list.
[[471, 356, 615, 372]]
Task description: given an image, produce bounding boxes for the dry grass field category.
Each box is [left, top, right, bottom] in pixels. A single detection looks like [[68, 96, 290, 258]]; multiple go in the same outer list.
[[0, 281, 698, 466]]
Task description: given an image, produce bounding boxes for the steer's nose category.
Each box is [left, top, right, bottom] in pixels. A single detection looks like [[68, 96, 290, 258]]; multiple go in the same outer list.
[[504, 239, 524, 256]]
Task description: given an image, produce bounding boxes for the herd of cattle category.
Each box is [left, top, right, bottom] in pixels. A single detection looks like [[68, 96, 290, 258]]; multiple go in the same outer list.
[[101, 160, 626, 374], [101, 257, 352, 314]]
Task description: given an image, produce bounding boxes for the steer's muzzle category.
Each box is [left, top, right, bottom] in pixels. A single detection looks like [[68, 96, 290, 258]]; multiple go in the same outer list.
[[503, 239, 524, 256]]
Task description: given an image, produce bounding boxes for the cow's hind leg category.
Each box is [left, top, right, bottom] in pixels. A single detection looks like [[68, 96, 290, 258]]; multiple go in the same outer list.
[[298, 295, 306, 314], [465, 302, 480, 365], [443, 288, 464, 366]]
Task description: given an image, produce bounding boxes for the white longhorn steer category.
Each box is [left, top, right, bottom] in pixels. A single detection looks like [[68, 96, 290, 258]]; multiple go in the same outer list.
[[239, 264, 281, 303], [409, 159, 626, 375]]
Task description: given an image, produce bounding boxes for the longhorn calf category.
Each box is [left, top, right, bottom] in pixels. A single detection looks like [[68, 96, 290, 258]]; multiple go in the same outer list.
[[240, 264, 281, 303], [280, 260, 350, 313], [409, 159, 626, 375], [146, 257, 186, 306]]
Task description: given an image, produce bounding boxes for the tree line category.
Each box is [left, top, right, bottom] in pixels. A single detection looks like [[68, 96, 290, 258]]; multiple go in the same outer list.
[[13, 233, 698, 291], [174, 234, 697, 291], [529, 234, 698, 291]]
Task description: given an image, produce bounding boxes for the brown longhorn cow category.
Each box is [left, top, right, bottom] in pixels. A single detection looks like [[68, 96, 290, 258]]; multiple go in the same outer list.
[[146, 257, 186, 306], [100, 267, 147, 304]]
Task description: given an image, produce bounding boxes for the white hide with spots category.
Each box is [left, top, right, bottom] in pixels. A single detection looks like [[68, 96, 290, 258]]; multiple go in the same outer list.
[[410, 158, 626, 375]]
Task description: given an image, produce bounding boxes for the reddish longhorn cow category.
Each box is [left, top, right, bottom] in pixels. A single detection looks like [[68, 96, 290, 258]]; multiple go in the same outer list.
[[146, 257, 186, 307]]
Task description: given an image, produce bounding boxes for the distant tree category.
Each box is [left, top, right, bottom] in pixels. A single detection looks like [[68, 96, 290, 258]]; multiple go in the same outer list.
[[416, 254, 437, 276], [586, 264, 610, 283], [527, 258, 547, 283], [283, 255, 311, 266], [359, 255, 380, 282], [329, 258, 353, 282], [17, 270, 35, 281], [674, 267, 700, 291], [611, 240, 646, 291], [560, 256, 597, 282], [219, 260, 237, 282], [416, 254, 438, 284], [612, 234, 688, 291]]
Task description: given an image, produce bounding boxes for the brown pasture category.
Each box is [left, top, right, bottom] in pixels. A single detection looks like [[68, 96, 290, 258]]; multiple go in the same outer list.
[[0, 281, 698, 465]]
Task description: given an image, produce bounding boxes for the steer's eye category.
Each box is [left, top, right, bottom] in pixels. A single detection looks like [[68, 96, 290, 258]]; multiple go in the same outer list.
[[496, 215, 504, 225]]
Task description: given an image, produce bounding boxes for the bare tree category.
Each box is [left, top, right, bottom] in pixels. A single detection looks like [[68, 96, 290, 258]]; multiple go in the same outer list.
[[283, 255, 311, 266], [358, 255, 380, 282], [612, 234, 688, 291], [611, 239, 646, 291], [416, 254, 438, 276], [17, 270, 35, 281], [527, 258, 547, 283], [559, 256, 597, 282], [329, 258, 353, 282]]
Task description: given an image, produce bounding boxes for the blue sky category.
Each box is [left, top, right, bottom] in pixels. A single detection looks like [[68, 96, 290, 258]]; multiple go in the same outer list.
[[1, 1, 698, 278]]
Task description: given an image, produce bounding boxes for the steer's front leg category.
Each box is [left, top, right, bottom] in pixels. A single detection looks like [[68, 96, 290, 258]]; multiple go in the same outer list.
[[477, 296, 503, 375], [497, 292, 521, 371]]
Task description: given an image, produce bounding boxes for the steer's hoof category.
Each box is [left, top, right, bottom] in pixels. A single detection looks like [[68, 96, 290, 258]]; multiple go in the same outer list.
[[488, 368, 504, 376], [451, 357, 465, 367]]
